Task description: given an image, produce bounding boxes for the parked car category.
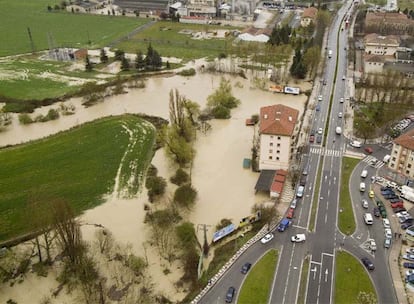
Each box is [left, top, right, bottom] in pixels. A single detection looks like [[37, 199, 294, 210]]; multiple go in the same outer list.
[[290, 199, 297, 209], [241, 262, 252, 274], [369, 190, 374, 198], [296, 186, 305, 198], [317, 127, 323, 135], [384, 238, 392, 248], [361, 257, 375, 270], [391, 202, 404, 209], [403, 254, 414, 261], [286, 208, 294, 219], [277, 219, 291, 232], [373, 207, 380, 217], [260, 233, 274, 244], [394, 207, 407, 214], [389, 198, 403, 203], [309, 135, 315, 143], [406, 248, 414, 255], [401, 222, 413, 230], [291, 234, 306, 243], [225, 287, 236, 303], [383, 218, 391, 228], [404, 262, 414, 269]]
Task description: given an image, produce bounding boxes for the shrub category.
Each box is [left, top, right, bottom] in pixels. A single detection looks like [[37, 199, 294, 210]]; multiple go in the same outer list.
[[173, 184, 197, 209], [146, 176, 167, 202], [177, 68, 196, 77], [46, 109, 59, 121], [18, 113, 33, 124], [211, 105, 230, 119], [170, 168, 189, 185]]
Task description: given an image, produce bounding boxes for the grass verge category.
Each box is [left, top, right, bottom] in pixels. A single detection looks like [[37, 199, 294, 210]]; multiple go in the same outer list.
[[0, 0, 149, 57], [334, 251, 377, 304], [338, 157, 359, 235], [297, 256, 310, 304], [238, 249, 278, 304], [309, 155, 323, 232], [0, 114, 155, 242]]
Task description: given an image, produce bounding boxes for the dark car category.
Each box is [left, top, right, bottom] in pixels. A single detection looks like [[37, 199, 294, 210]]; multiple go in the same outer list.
[[373, 207, 380, 217], [389, 198, 403, 203], [384, 194, 399, 200], [364, 147, 373, 154], [394, 207, 407, 214], [361, 257, 375, 270], [309, 135, 315, 143], [225, 287, 236, 303], [381, 190, 394, 195], [381, 186, 392, 191], [404, 262, 414, 269], [376, 200, 384, 207], [402, 218, 414, 224], [402, 222, 413, 230], [241, 262, 252, 274], [316, 135, 322, 144]]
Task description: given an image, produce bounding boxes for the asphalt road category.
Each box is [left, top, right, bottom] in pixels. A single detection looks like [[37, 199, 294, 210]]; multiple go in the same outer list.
[[197, 1, 397, 303]]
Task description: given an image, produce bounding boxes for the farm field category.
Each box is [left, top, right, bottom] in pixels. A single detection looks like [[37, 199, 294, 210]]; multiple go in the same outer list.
[[0, 114, 155, 242], [0, 0, 149, 57], [116, 21, 241, 61]]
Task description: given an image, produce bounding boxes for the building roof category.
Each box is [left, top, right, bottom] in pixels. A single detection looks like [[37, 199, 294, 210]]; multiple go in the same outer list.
[[302, 7, 318, 19], [255, 170, 276, 191], [364, 54, 388, 63], [366, 11, 410, 24], [394, 129, 414, 151], [364, 33, 400, 45], [259, 104, 299, 136], [270, 169, 287, 194]]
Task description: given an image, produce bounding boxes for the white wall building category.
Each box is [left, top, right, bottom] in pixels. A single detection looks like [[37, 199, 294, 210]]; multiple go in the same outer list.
[[258, 104, 299, 171], [389, 129, 414, 179], [364, 33, 400, 56]]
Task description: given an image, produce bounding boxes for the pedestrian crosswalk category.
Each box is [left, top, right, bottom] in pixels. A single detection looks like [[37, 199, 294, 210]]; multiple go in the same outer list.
[[362, 155, 385, 169], [310, 147, 343, 157]]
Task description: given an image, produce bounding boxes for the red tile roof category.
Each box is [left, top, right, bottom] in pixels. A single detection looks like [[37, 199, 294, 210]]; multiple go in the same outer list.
[[302, 7, 318, 19], [259, 104, 299, 136], [394, 129, 414, 151], [270, 170, 287, 194]]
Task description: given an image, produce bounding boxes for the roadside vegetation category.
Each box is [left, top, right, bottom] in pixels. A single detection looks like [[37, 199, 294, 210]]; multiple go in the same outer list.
[[335, 251, 377, 304], [0, 114, 156, 242], [238, 249, 278, 304], [338, 157, 359, 235], [398, 0, 414, 11], [310, 156, 323, 232], [0, 0, 148, 57]]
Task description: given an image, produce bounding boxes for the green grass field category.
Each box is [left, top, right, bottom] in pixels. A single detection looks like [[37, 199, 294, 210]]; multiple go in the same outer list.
[[398, 0, 414, 10], [238, 249, 278, 304], [0, 0, 149, 57], [338, 157, 359, 235], [115, 21, 240, 61], [335, 251, 377, 303], [0, 115, 155, 242]]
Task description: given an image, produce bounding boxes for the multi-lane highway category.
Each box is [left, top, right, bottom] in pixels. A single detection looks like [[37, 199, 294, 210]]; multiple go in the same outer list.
[[197, 1, 398, 303]]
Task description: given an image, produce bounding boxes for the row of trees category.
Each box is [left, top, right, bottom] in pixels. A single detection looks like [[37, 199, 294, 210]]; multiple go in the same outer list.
[[85, 45, 163, 72]]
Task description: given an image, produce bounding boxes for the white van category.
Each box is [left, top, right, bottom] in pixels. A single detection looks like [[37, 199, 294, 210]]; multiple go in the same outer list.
[[350, 140, 361, 148], [360, 182, 366, 192], [364, 213, 373, 225], [335, 126, 342, 135], [361, 170, 368, 178], [383, 154, 391, 163]]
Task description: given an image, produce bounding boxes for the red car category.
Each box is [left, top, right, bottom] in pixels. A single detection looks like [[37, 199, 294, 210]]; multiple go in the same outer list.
[[309, 135, 315, 143], [391, 202, 404, 209], [364, 147, 373, 154], [287, 208, 295, 219]]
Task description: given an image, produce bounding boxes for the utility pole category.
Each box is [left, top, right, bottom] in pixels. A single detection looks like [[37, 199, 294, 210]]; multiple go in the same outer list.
[[197, 223, 212, 257], [27, 27, 35, 53]]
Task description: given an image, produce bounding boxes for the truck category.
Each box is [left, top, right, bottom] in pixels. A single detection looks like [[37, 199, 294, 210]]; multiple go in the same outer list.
[[328, 50, 333, 58]]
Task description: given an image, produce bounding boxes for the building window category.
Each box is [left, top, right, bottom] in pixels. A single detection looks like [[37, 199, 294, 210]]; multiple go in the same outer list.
[[269, 149, 273, 153], [276, 157, 280, 160], [408, 164, 412, 168], [407, 170, 410, 175], [270, 142, 273, 147], [394, 150, 398, 154], [277, 143, 280, 147], [270, 136, 274, 139], [277, 136, 281, 140], [392, 157, 396, 161]]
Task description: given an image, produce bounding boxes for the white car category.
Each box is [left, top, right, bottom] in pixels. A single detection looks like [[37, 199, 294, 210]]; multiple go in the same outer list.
[[317, 128, 323, 135], [338, 112, 343, 118], [318, 95, 323, 102], [383, 218, 391, 228], [406, 269, 414, 276], [368, 239, 377, 251], [342, 75, 346, 80], [403, 254, 414, 261], [350, 140, 361, 148], [406, 248, 414, 255], [261, 233, 274, 244], [361, 199, 368, 209], [339, 97, 344, 103], [385, 228, 392, 239], [290, 199, 297, 209], [384, 238, 392, 249], [291, 234, 306, 243]]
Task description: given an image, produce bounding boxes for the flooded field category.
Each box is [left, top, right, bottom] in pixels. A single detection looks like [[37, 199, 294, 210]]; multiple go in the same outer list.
[[0, 65, 309, 302]]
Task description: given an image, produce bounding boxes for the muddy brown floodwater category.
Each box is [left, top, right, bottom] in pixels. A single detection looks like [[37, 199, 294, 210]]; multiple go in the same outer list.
[[0, 62, 309, 303]]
